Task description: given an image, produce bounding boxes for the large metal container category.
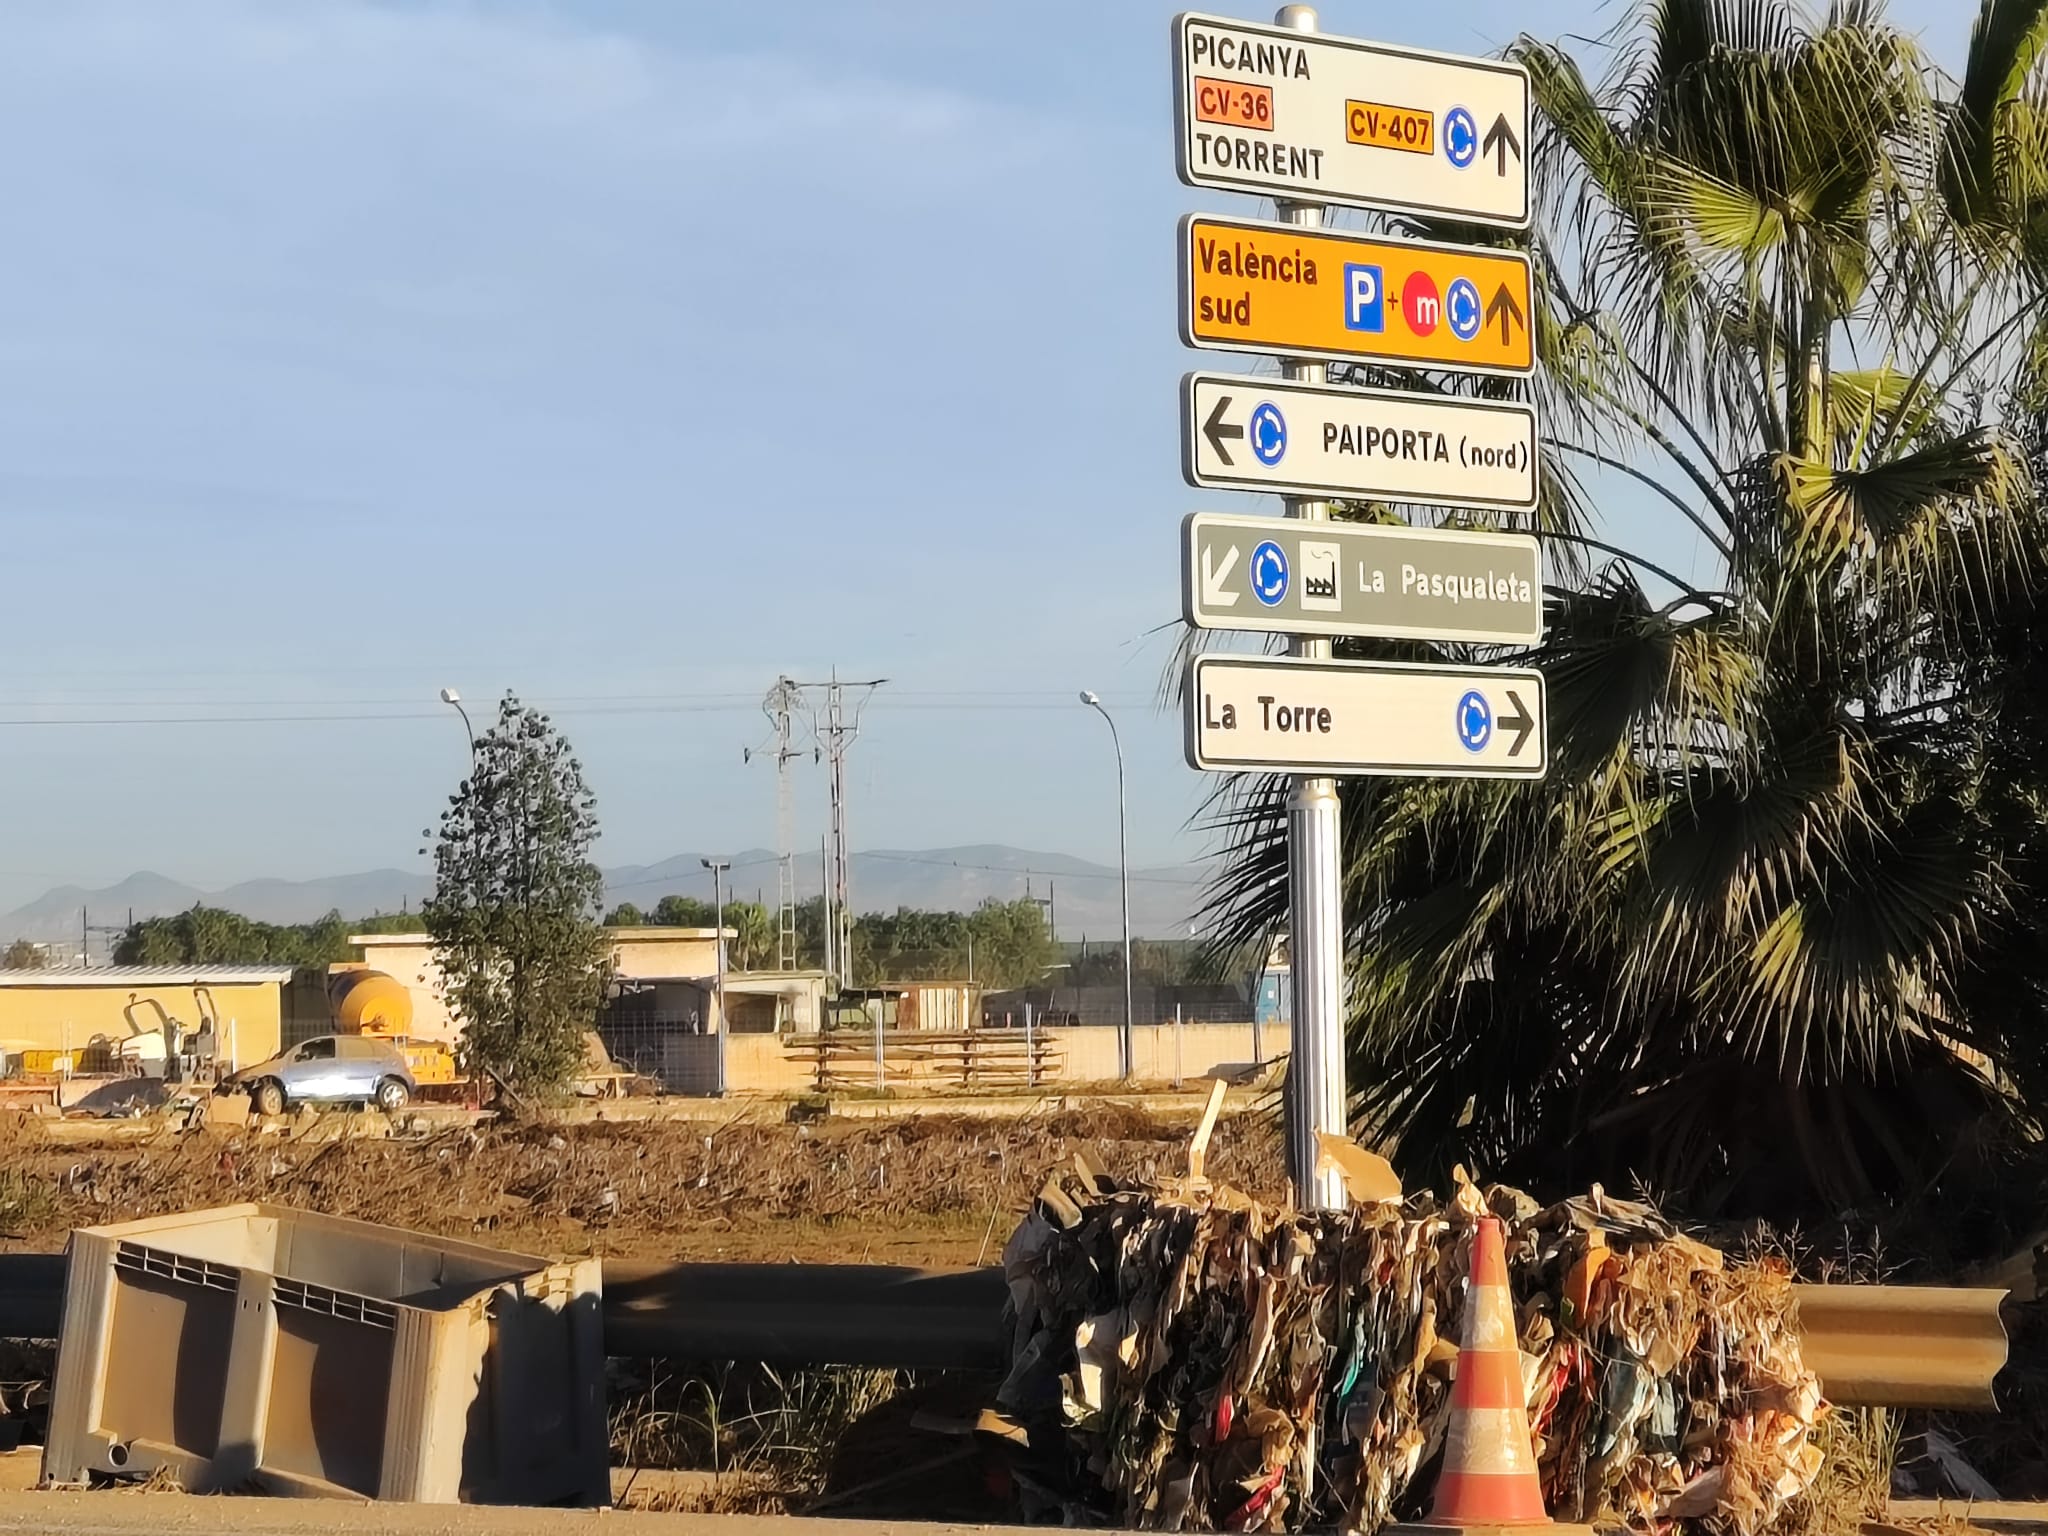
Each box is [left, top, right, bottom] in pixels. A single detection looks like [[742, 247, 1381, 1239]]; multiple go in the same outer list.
[[896, 982, 980, 1032], [42, 1203, 606, 1504]]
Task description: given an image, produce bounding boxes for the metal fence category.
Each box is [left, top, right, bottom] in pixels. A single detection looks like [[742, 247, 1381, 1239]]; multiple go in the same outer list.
[[597, 1015, 719, 1095], [980, 984, 1251, 1029]]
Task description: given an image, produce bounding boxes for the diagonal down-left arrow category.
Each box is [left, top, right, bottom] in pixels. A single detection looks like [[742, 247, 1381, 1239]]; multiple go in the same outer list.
[[1201, 543, 1241, 608]]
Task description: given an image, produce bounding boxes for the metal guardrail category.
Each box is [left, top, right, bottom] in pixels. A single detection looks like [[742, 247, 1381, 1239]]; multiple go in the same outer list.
[[604, 1261, 1008, 1369], [0, 1255, 2009, 1409], [1795, 1282, 2010, 1410]]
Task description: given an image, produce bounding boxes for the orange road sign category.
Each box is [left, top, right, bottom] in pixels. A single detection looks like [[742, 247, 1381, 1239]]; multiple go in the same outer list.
[[1178, 213, 1533, 376]]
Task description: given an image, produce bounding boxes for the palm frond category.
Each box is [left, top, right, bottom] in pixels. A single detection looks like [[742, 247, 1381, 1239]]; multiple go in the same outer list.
[[1940, 0, 2048, 239], [1778, 428, 2022, 556]]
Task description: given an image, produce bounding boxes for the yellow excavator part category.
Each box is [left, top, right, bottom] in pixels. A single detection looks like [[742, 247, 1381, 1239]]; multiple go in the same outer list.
[[387, 1038, 460, 1085], [329, 970, 413, 1035]]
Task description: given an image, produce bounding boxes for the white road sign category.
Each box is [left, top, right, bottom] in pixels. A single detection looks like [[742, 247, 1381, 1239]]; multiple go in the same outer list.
[[1183, 513, 1541, 643], [1182, 373, 1538, 510], [1172, 12, 1530, 227], [1185, 654, 1546, 778]]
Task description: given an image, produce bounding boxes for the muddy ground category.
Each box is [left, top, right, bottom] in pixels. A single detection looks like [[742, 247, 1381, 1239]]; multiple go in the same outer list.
[[0, 1102, 1285, 1265]]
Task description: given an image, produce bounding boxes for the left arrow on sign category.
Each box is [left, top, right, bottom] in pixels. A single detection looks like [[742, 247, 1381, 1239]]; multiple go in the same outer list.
[[1499, 689, 1535, 755], [1202, 396, 1244, 467], [1201, 543, 1242, 608]]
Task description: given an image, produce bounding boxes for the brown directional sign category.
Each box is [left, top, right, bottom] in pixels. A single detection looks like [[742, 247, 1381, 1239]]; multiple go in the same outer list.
[[1182, 513, 1541, 643]]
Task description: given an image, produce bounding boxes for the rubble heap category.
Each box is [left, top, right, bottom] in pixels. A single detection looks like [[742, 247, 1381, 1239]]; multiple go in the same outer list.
[[998, 1159, 1823, 1534]]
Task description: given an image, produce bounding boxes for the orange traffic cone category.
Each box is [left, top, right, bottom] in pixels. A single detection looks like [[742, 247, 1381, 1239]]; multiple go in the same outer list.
[[1392, 1215, 1590, 1536]]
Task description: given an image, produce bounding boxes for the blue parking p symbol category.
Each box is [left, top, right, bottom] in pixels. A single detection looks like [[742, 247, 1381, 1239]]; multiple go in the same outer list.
[[1344, 264, 1384, 332]]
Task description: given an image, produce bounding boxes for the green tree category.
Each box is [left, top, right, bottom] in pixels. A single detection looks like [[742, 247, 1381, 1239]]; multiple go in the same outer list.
[[651, 894, 719, 927], [422, 694, 609, 1096], [353, 910, 428, 935], [964, 898, 1061, 988], [1207, 0, 2048, 1217], [723, 901, 775, 970], [113, 907, 353, 967], [1065, 939, 1196, 987], [1, 939, 46, 971], [844, 899, 1057, 988], [605, 901, 645, 927]]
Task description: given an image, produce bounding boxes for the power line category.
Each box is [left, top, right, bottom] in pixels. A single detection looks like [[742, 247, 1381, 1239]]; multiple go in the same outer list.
[[600, 850, 1206, 897], [0, 688, 1146, 708], [0, 690, 1154, 728], [744, 678, 807, 971], [859, 851, 1208, 888]]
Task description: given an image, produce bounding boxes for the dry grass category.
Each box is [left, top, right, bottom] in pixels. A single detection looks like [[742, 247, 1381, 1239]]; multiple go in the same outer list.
[[1769, 1408, 1900, 1536], [0, 1106, 1284, 1262], [0, 1171, 56, 1238], [609, 1360, 905, 1514]]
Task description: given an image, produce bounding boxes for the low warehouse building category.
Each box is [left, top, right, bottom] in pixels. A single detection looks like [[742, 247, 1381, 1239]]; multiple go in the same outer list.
[[0, 965, 300, 1077], [346, 927, 737, 1048]]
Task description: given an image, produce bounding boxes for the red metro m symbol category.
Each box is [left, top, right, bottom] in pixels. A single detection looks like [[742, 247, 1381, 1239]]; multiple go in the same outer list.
[[1402, 271, 1442, 335]]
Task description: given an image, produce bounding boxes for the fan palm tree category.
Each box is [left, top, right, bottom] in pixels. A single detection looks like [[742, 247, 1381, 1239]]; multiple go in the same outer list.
[[1203, 0, 2048, 1219]]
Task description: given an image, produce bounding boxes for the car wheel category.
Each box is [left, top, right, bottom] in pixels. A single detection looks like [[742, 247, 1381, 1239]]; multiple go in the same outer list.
[[252, 1080, 286, 1117], [376, 1077, 410, 1112]]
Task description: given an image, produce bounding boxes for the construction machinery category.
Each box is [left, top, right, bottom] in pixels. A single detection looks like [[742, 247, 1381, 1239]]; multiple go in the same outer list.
[[326, 969, 461, 1088]]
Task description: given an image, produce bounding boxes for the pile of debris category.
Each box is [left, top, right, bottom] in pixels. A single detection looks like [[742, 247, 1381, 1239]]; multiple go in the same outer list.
[[999, 1153, 1823, 1534]]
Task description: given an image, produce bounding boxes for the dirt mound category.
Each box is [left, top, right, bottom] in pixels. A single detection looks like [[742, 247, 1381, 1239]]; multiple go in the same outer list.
[[0, 1106, 1284, 1265]]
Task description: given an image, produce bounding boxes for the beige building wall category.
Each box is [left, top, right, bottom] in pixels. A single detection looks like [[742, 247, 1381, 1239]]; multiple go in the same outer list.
[[724, 1019, 1288, 1096], [606, 931, 721, 979], [0, 981, 285, 1072], [349, 927, 729, 1046], [1057, 1020, 1288, 1085], [345, 937, 456, 1042]]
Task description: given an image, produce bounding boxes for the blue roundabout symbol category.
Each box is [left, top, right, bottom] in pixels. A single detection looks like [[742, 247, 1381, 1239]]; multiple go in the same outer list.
[[1250, 540, 1289, 606], [1456, 689, 1492, 752], [1444, 107, 1478, 169], [1249, 401, 1288, 466], [1447, 277, 1482, 341]]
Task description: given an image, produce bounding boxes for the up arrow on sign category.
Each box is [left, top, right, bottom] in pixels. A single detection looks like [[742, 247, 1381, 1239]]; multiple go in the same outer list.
[[1482, 113, 1522, 177]]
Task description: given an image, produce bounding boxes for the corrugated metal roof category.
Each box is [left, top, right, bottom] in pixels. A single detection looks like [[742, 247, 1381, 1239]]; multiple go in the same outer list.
[[351, 928, 726, 945], [0, 965, 297, 987]]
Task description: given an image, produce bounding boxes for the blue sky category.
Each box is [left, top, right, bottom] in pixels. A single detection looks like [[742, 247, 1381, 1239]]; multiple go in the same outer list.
[[0, 0, 1974, 910]]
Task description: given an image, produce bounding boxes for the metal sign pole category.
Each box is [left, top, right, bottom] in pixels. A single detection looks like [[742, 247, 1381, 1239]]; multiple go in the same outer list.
[[1274, 2, 1348, 1215]]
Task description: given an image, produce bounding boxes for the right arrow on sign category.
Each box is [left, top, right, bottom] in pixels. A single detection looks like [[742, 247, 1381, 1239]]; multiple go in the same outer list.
[[1485, 283, 1526, 346], [1201, 543, 1241, 608], [1202, 395, 1243, 467], [1482, 113, 1521, 177], [1499, 689, 1535, 756]]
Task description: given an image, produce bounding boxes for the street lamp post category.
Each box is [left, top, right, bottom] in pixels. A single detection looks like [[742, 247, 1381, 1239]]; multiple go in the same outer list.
[[1079, 691, 1135, 1081], [439, 687, 476, 762], [701, 857, 731, 1097]]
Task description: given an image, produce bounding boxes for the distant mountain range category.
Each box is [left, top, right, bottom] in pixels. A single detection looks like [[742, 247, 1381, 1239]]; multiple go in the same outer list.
[[2, 846, 1212, 949]]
